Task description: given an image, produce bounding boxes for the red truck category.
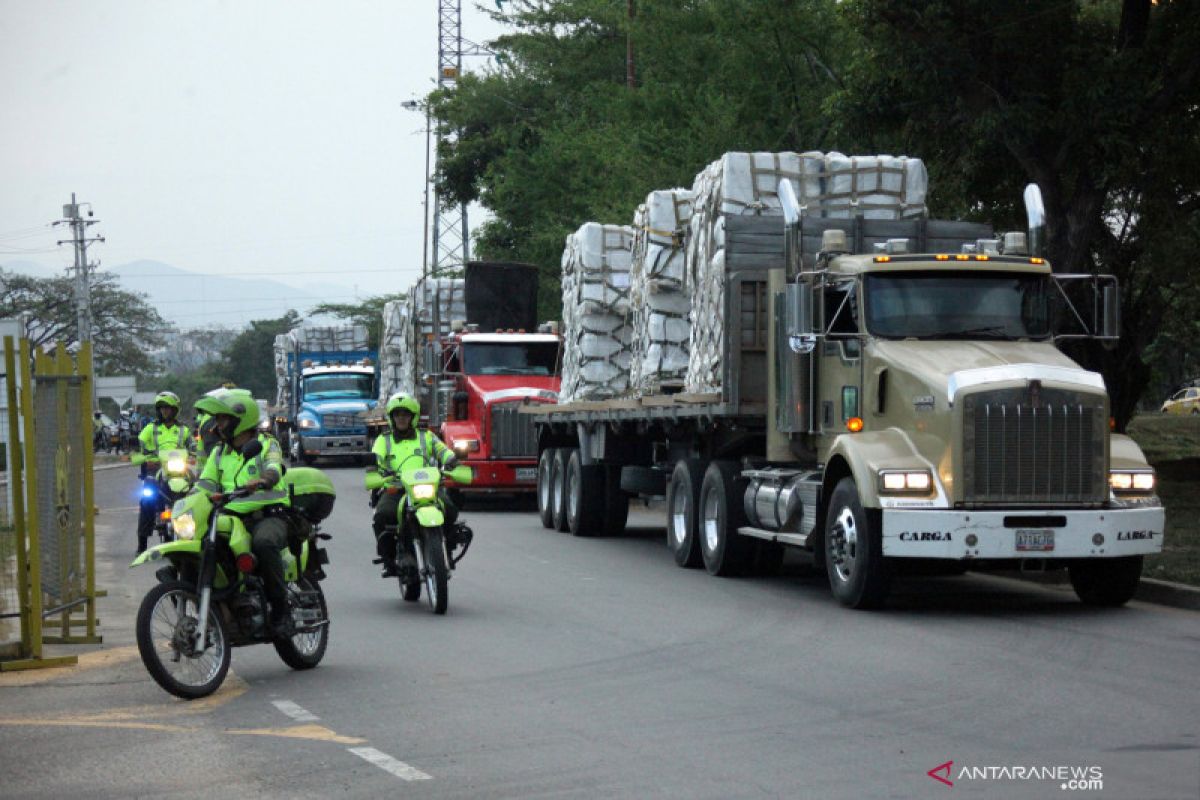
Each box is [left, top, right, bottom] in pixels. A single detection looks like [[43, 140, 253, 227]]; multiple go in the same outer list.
[[377, 262, 561, 498]]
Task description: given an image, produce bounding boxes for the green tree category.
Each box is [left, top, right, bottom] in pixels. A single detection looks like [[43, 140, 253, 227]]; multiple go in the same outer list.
[[430, 0, 851, 319], [0, 269, 170, 376], [830, 0, 1200, 426], [222, 310, 301, 401]]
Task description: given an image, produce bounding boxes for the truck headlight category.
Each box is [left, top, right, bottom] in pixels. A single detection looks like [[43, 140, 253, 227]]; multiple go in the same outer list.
[[298, 417, 318, 430], [878, 470, 933, 493], [172, 511, 196, 540], [1109, 470, 1155, 493], [452, 438, 479, 456], [411, 483, 437, 501]]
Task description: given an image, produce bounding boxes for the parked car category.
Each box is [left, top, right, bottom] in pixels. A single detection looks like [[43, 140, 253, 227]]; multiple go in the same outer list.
[[1161, 386, 1200, 415]]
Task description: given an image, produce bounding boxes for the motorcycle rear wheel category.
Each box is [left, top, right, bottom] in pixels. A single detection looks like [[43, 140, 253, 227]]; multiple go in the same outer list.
[[424, 529, 449, 615], [274, 577, 329, 670], [136, 580, 231, 700]]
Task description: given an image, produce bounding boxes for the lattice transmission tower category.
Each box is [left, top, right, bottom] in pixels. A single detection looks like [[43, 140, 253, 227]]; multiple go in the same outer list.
[[429, 0, 492, 277]]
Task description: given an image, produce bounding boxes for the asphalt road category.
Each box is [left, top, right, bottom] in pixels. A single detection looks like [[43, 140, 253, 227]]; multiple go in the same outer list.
[[2, 463, 1198, 799]]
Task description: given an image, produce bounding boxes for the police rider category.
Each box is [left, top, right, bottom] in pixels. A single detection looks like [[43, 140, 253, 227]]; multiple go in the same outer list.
[[131, 392, 191, 554], [370, 392, 458, 577], [192, 388, 295, 637]]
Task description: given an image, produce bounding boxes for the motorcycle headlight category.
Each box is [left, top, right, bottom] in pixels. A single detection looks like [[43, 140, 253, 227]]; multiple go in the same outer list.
[[411, 483, 437, 501], [172, 511, 196, 540], [166, 457, 187, 475]]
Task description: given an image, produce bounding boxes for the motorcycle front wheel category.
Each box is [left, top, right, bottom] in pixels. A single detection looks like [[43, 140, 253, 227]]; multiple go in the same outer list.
[[135, 580, 230, 700], [424, 528, 449, 615], [274, 577, 329, 670]]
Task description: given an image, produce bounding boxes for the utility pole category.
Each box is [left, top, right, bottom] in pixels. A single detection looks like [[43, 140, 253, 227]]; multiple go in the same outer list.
[[54, 194, 104, 343]]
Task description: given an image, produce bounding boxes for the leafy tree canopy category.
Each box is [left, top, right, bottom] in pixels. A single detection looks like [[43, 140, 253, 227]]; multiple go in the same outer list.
[[0, 268, 170, 377]]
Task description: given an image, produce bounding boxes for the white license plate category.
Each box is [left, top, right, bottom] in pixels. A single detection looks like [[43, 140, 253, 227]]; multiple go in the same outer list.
[[1016, 529, 1055, 552], [515, 467, 537, 482]]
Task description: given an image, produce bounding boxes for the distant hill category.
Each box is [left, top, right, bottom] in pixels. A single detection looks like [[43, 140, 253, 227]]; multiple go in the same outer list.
[[1, 258, 344, 328]]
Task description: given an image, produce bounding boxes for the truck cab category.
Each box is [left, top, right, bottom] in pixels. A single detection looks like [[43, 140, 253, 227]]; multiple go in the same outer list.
[[289, 361, 378, 464], [438, 330, 561, 492]]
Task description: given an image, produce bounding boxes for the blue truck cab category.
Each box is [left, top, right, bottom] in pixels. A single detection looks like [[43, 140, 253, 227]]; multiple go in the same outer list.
[[283, 352, 378, 464]]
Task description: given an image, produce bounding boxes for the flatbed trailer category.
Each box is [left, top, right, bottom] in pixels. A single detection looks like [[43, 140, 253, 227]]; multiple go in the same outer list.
[[526, 206, 1165, 609]]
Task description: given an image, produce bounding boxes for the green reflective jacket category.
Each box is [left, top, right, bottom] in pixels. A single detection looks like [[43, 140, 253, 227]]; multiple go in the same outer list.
[[195, 433, 288, 513], [371, 429, 454, 476], [131, 421, 192, 466]]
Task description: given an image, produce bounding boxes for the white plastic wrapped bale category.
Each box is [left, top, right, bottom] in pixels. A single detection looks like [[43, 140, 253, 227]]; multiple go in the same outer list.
[[684, 151, 928, 393], [287, 325, 370, 352], [378, 299, 414, 401], [273, 334, 292, 409], [408, 277, 466, 336], [559, 223, 634, 402], [629, 189, 693, 394]]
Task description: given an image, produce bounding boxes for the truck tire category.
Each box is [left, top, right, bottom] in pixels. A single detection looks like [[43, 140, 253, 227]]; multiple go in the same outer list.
[[537, 448, 557, 529], [551, 448, 574, 532], [565, 450, 604, 537], [665, 458, 705, 568], [1069, 556, 1143, 607], [601, 465, 629, 536], [699, 461, 754, 576], [289, 435, 314, 466], [824, 477, 890, 609]]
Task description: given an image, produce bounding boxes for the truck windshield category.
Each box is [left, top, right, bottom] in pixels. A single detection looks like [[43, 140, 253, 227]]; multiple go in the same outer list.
[[303, 373, 374, 399], [864, 271, 1051, 339], [462, 342, 559, 376]]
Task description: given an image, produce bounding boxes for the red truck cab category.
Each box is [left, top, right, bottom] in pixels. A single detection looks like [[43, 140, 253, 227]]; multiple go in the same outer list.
[[438, 331, 560, 494]]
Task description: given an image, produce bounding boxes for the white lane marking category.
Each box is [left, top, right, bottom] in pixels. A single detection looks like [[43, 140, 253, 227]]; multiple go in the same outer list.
[[271, 700, 320, 723], [348, 746, 433, 781]]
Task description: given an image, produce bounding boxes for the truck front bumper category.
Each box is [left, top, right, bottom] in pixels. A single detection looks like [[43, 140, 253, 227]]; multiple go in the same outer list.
[[881, 506, 1164, 559], [451, 460, 538, 493], [300, 434, 369, 455]]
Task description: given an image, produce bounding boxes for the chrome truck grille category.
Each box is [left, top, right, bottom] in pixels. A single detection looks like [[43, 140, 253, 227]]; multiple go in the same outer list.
[[490, 403, 537, 458], [962, 388, 1107, 505], [322, 413, 361, 432]]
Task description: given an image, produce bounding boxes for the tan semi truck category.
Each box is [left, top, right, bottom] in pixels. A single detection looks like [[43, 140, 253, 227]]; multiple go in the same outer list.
[[528, 184, 1164, 609]]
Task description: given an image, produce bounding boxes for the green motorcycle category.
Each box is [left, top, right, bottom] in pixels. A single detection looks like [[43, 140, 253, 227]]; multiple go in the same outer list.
[[131, 448, 335, 699], [135, 447, 195, 545], [366, 458, 474, 615]]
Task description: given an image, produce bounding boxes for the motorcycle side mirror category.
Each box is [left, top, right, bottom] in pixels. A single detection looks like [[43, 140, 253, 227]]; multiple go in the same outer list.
[[240, 438, 263, 459]]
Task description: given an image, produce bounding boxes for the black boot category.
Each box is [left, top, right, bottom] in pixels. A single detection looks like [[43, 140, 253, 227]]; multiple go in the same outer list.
[[268, 607, 294, 639]]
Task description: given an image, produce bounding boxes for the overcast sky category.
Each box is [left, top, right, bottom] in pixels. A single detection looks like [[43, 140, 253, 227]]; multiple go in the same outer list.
[[0, 0, 507, 325]]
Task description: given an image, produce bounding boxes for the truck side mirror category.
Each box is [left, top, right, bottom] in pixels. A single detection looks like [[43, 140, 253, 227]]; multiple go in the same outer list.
[[785, 282, 816, 354]]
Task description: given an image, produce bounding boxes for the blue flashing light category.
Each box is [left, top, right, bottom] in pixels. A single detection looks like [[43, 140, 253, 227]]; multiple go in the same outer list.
[[141, 486, 155, 498]]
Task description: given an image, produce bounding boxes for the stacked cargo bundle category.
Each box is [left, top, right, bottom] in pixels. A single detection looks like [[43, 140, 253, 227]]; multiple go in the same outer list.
[[685, 151, 927, 392], [287, 325, 370, 352], [394, 277, 465, 405], [559, 223, 634, 402], [628, 188, 693, 394], [377, 299, 413, 400], [273, 334, 291, 409]]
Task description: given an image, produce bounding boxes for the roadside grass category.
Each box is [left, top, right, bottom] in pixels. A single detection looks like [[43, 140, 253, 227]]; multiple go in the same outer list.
[[1127, 414, 1200, 586]]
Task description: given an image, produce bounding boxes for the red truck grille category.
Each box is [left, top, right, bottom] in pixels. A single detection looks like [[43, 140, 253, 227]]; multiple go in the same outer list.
[[490, 404, 537, 458]]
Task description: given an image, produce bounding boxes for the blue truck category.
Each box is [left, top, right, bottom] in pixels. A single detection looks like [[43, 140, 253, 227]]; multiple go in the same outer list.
[[273, 325, 379, 465]]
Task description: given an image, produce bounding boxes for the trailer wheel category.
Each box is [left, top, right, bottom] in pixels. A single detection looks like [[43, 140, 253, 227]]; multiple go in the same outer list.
[[1069, 556, 1143, 607], [824, 478, 890, 609], [537, 448, 557, 529], [566, 450, 604, 537], [666, 458, 705, 568], [601, 465, 629, 536], [551, 448, 574, 532], [699, 461, 754, 576]]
